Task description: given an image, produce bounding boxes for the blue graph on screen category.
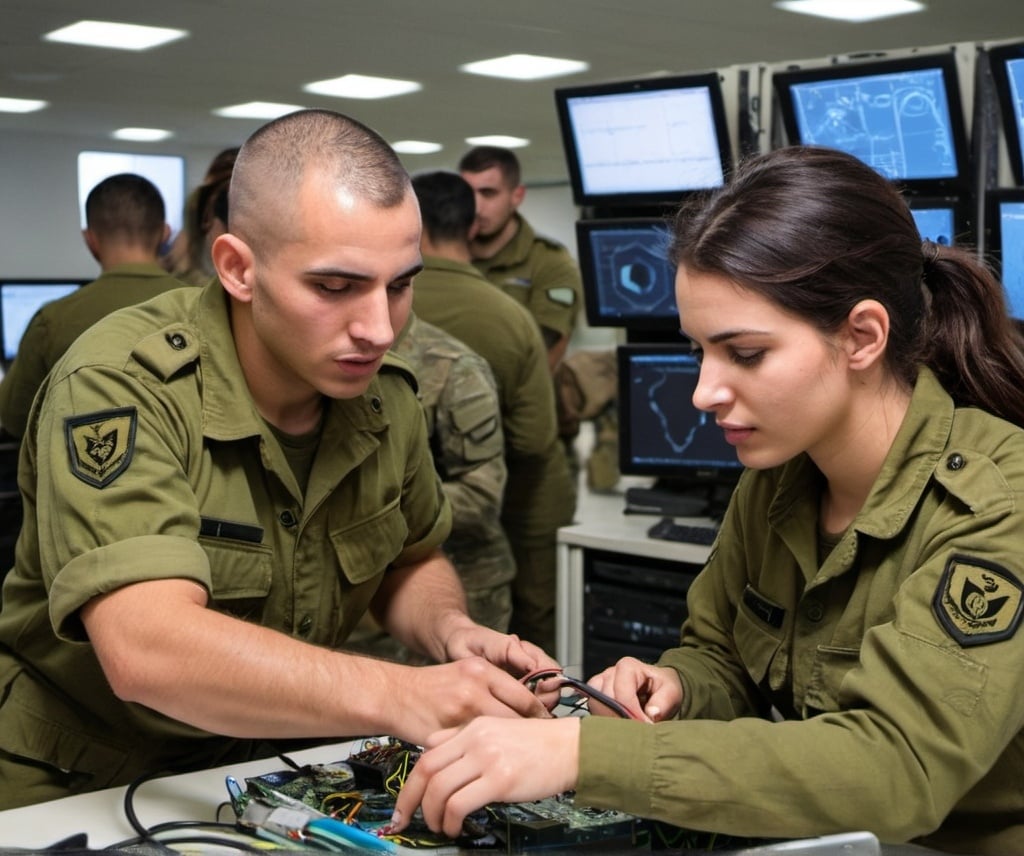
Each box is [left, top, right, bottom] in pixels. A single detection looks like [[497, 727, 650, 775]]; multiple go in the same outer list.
[[589, 225, 676, 320], [789, 68, 958, 180]]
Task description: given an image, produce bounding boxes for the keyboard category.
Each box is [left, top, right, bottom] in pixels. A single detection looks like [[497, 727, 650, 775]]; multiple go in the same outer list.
[[646, 516, 719, 545]]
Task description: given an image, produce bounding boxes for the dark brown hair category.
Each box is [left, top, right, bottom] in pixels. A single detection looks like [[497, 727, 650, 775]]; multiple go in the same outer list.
[[670, 145, 1024, 427]]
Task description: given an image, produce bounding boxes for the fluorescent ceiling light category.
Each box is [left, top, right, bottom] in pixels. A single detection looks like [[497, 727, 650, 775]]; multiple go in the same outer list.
[[460, 53, 589, 81], [43, 20, 187, 51], [0, 97, 48, 113], [304, 74, 421, 100], [392, 140, 443, 155], [112, 127, 173, 142], [213, 101, 305, 119], [465, 134, 530, 149], [773, 0, 926, 22]]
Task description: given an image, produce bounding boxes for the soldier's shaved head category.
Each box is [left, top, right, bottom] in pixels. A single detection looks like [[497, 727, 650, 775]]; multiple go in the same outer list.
[[229, 109, 411, 258]]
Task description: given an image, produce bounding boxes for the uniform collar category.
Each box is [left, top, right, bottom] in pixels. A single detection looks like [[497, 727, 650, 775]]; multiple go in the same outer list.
[[195, 282, 393, 446], [769, 367, 954, 542], [491, 212, 534, 266], [422, 253, 485, 279], [95, 262, 174, 280]]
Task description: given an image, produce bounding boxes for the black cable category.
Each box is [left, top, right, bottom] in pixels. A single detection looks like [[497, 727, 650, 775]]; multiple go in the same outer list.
[[117, 767, 265, 853]]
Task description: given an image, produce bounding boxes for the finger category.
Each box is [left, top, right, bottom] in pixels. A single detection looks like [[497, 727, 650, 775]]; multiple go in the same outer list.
[[392, 732, 468, 832], [484, 672, 551, 719]]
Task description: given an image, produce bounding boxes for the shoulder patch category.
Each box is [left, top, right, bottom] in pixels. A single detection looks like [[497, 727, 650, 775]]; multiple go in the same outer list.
[[933, 554, 1024, 647], [65, 407, 137, 488], [546, 286, 577, 307]]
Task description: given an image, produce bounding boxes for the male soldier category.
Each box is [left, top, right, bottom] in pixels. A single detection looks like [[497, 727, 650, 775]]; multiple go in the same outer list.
[[458, 146, 583, 371], [0, 173, 186, 439], [0, 110, 556, 809], [410, 171, 575, 655], [347, 313, 515, 662]]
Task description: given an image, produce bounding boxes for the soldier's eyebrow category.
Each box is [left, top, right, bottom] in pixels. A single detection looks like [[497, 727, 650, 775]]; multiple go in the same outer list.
[[303, 262, 423, 284]]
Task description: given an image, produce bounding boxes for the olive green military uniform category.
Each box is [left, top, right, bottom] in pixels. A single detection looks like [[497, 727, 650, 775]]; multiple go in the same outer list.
[[0, 263, 187, 439], [472, 213, 582, 346], [413, 256, 575, 654], [347, 314, 515, 662], [576, 369, 1024, 854], [0, 282, 450, 807]]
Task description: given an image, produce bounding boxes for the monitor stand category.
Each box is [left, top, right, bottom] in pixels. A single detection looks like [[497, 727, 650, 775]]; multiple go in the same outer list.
[[623, 478, 734, 519]]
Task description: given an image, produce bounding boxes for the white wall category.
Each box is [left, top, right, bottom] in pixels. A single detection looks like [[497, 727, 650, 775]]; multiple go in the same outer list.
[[0, 130, 223, 279]]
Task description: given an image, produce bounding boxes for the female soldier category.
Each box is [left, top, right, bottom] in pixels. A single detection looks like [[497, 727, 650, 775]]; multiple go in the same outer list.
[[391, 146, 1024, 855]]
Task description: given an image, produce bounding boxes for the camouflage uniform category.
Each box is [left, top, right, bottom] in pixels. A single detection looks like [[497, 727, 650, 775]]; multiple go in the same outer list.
[[413, 256, 575, 654], [347, 315, 514, 662]]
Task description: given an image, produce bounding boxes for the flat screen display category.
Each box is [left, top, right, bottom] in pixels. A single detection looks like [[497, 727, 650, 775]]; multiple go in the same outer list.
[[555, 71, 732, 209], [772, 52, 970, 194], [617, 345, 742, 483], [1, 280, 84, 362], [907, 195, 968, 246], [986, 189, 1024, 321], [987, 41, 1024, 186], [576, 218, 678, 330]]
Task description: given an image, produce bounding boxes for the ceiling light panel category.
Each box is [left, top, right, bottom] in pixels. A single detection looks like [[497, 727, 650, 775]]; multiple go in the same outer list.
[[460, 53, 589, 80], [213, 102, 306, 119], [43, 20, 188, 50], [112, 127, 173, 142], [773, 0, 926, 22], [0, 97, 48, 113], [304, 74, 422, 99], [465, 135, 530, 148]]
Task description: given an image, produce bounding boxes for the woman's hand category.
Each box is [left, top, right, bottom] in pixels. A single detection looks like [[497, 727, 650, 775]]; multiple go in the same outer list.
[[390, 717, 581, 839], [586, 656, 683, 722]]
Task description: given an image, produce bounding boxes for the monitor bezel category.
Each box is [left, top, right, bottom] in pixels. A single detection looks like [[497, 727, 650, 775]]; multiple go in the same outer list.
[[771, 51, 972, 196], [986, 40, 1024, 187], [576, 216, 679, 332], [554, 70, 734, 210], [984, 187, 1024, 322], [616, 343, 743, 484], [0, 278, 88, 363], [905, 194, 972, 246]]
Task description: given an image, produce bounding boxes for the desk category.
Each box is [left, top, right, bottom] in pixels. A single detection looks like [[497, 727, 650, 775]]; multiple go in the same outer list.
[[0, 740, 355, 849], [556, 483, 713, 670]]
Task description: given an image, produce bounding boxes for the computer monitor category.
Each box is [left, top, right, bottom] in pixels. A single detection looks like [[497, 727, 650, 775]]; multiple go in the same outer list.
[[987, 41, 1024, 186], [985, 189, 1024, 322], [0, 280, 85, 363], [906, 195, 969, 246], [617, 345, 743, 509], [554, 71, 733, 210], [576, 217, 679, 332], [772, 51, 970, 195]]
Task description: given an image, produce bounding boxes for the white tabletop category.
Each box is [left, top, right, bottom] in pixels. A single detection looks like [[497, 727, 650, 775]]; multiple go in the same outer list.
[[0, 740, 357, 849]]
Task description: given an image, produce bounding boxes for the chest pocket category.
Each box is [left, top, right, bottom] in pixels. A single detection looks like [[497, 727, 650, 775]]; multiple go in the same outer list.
[[735, 585, 787, 688], [329, 500, 409, 586], [200, 537, 274, 622], [804, 645, 860, 715]]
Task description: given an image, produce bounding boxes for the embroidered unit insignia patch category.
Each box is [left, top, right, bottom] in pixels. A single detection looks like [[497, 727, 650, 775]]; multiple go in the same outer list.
[[933, 554, 1024, 647], [64, 407, 137, 488]]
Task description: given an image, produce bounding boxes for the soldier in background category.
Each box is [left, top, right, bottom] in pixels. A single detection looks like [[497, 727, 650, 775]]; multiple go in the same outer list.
[[458, 146, 582, 372], [347, 312, 515, 662]]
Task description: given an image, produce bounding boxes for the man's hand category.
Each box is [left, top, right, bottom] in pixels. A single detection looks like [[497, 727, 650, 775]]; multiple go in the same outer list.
[[442, 620, 562, 710], [389, 717, 581, 839], [388, 657, 555, 746], [586, 657, 683, 722]]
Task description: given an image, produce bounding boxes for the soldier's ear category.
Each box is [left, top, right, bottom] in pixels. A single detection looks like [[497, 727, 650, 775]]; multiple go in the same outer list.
[[212, 233, 255, 303]]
